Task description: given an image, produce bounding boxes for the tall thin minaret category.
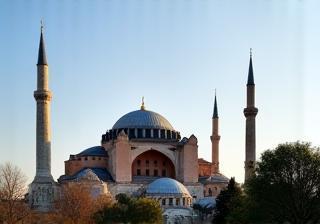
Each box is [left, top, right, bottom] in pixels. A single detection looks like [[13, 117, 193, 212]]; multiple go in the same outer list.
[[244, 49, 258, 182], [29, 23, 56, 211], [211, 90, 220, 174], [33, 23, 53, 182]]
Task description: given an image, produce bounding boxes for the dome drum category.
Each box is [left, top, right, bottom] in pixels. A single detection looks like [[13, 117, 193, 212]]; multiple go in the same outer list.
[[102, 109, 181, 142], [102, 128, 181, 142]]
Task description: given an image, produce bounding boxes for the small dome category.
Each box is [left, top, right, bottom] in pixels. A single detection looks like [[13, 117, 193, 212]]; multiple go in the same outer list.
[[113, 109, 175, 130], [76, 146, 107, 157], [199, 173, 229, 184], [146, 178, 191, 197], [58, 168, 114, 183]]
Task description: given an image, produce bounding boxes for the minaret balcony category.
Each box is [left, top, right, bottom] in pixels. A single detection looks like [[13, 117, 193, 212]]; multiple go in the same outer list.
[[34, 90, 52, 101], [243, 107, 258, 117]]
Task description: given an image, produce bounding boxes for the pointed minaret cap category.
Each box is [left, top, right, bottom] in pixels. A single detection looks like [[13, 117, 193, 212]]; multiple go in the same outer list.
[[213, 90, 219, 119], [37, 21, 48, 66], [247, 48, 254, 85], [140, 96, 146, 110]]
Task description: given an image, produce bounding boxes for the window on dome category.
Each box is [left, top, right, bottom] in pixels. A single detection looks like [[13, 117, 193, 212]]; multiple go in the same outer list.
[[172, 131, 176, 139], [145, 129, 151, 138], [137, 129, 143, 138], [129, 129, 135, 139], [92, 157, 96, 160], [146, 169, 150, 176], [162, 169, 166, 177], [167, 130, 171, 139], [169, 198, 173, 206], [154, 169, 158, 176], [154, 160, 158, 166], [162, 199, 166, 206], [85, 157, 88, 161], [153, 129, 159, 138], [146, 160, 149, 166], [209, 188, 212, 196], [183, 198, 185, 206], [137, 169, 141, 176], [176, 198, 180, 206], [137, 160, 141, 166], [160, 129, 165, 138]]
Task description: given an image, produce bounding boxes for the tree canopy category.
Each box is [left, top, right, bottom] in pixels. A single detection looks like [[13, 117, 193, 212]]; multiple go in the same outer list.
[[212, 177, 243, 224], [0, 162, 30, 224], [246, 142, 320, 224], [94, 193, 163, 224]]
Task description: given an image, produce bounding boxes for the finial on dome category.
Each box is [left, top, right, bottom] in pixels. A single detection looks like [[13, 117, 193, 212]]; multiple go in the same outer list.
[[140, 96, 146, 110]]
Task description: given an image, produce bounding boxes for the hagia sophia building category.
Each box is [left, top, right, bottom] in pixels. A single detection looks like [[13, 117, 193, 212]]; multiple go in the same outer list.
[[28, 26, 258, 219]]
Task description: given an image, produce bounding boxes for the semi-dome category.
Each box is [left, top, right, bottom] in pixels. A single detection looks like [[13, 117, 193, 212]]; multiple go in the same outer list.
[[113, 109, 175, 130], [146, 178, 191, 197], [76, 146, 107, 157]]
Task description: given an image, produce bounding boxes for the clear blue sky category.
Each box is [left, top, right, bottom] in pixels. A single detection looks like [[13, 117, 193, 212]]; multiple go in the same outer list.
[[1, 0, 319, 184]]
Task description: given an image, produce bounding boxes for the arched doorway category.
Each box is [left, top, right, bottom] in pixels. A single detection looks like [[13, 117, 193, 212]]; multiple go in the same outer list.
[[132, 150, 175, 179]]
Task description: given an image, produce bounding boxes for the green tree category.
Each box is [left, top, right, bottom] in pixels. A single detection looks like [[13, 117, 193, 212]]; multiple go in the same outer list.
[[212, 177, 242, 224], [94, 194, 163, 224], [246, 142, 320, 224]]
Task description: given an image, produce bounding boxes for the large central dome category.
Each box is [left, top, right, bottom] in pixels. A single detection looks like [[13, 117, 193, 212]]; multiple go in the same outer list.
[[113, 109, 175, 130]]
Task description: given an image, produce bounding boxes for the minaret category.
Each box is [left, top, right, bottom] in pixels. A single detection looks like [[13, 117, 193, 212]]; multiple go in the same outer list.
[[244, 49, 258, 182], [34, 23, 53, 182], [29, 23, 57, 211], [211, 90, 220, 174]]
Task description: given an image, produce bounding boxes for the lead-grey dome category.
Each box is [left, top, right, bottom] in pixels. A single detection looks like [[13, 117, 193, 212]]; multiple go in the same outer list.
[[146, 178, 191, 197], [113, 109, 175, 130]]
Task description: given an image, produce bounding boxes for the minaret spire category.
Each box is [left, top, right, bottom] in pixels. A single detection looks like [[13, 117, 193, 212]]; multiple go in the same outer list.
[[211, 90, 220, 174], [247, 48, 254, 85], [213, 89, 218, 118], [29, 23, 56, 211], [37, 21, 48, 66], [244, 49, 258, 182]]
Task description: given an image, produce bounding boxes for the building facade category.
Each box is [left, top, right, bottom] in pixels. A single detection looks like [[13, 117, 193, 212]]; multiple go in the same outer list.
[[28, 26, 257, 213]]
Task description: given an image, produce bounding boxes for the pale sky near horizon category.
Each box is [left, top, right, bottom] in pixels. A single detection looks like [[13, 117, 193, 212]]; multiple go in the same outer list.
[[0, 0, 320, 184]]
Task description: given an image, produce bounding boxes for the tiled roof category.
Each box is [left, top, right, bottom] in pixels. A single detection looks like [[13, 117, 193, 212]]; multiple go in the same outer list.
[[198, 158, 211, 164]]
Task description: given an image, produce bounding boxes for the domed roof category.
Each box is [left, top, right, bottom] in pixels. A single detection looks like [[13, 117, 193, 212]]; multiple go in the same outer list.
[[146, 178, 191, 197], [113, 109, 175, 130], [58, 168, 114, 183], [199, 173, 229, 184], [76, 146, 107, 157]]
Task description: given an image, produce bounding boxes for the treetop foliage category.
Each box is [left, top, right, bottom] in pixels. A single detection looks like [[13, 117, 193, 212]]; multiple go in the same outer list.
[[94, 193, 163, 224]]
